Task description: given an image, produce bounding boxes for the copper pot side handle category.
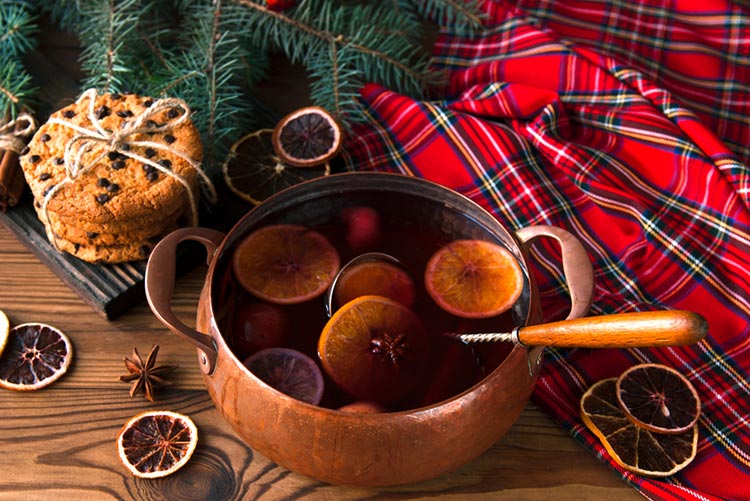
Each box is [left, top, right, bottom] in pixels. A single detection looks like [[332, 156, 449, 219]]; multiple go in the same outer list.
[[145, 227, 225, 374], [515, 225, 594, 320]]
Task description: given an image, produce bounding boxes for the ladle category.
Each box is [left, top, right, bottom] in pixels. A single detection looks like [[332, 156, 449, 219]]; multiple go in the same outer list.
[[325, 253, 708, 348]]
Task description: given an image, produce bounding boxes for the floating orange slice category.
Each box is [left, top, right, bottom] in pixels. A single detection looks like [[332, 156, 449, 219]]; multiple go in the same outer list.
[[0, 322, 73, 391], [319, 295, 428, 403], [333, 258, 416, 310], [117, 410, 198, 479], [424, 239, 523, 319], [232, 224, 340, 304]]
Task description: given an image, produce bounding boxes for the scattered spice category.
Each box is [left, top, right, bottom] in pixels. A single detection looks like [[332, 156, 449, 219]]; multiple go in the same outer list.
[[119, 345, 178, 402]]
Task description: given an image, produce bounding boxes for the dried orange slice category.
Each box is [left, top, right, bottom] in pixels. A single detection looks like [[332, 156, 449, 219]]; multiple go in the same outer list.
[[117, 410, 198, 479], [0, 309, 9, 355], [222, 129, 330, 205], [272, 106, 342, 168], [232, 224, 340, 304], [243, 347, 324, 405], [616, 363, 701, 434], [319, 295, 429, 403], [424, 239, 523, 319], [580, 378, 698, 477], [0, 322, 73, 391]]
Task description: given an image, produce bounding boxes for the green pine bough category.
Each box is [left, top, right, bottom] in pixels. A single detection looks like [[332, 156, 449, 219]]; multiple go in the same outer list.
[[0, 0, 37, 119], [28, 0, 487, 174]]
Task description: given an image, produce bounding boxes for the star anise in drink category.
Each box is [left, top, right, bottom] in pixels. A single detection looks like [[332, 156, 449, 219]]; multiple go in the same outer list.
[[119, 345, 177, 402]]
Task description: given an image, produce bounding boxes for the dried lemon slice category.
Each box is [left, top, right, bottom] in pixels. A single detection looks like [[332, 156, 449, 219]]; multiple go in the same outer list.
[[616, 363, 701, 434], [117, 410, 198, 479], [272, 106, 342, 168], [0, 322, 73, 391], [580, 378, 698, 477]]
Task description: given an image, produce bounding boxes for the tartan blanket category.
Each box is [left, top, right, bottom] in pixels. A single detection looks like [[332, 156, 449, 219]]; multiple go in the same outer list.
[[341, 1, 750, 499]]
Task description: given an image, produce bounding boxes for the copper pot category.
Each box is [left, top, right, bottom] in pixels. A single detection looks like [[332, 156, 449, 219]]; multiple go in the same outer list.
[[145, 172, 594, 486]]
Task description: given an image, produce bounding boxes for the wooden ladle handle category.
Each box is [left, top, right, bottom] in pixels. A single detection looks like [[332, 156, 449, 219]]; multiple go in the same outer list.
[[517, 310, 708, 348]]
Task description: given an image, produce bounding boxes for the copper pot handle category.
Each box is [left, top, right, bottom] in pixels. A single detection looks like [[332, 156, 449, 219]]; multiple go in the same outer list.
[[515, 225, 594, 320], [145, 227, 225, 374]]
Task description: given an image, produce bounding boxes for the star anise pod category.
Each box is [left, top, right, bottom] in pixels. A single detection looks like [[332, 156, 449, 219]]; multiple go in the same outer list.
[[119, 345, 178, 402]]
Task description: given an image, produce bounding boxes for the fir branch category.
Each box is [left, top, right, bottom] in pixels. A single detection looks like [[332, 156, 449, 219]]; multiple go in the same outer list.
[[150, 0, 259, 174], [0, 2, 37, 56], [0, 1, 37, 117], [77, 0, 145, 93], [406, 0, 487, 36], [234, 0, 443, 123]]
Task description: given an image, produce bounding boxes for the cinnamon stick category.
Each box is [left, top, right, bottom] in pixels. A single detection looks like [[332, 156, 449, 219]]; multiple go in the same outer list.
[[0, 148, 24, 211]]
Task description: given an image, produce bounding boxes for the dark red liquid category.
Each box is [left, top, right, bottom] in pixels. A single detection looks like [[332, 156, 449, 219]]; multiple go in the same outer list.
[[215, 195, 519, 412]]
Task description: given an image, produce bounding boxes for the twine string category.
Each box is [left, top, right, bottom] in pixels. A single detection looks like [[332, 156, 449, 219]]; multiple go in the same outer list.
[[41, 89, 217, 250], [0, 113, 37, 153]]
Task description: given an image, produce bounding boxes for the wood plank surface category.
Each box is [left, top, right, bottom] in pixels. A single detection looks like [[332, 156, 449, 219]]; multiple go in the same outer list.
[[0, 224, 641, 500]]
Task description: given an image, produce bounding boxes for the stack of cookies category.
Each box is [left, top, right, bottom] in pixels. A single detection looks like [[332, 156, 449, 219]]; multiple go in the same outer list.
[[19, 91, 208, 264]]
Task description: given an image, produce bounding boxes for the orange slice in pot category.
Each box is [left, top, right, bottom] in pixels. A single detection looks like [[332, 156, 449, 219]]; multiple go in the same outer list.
[[272, 106, 342, 168], [333, 258, 416, 309], [616, 363, 701, 434], [222, 129, 330, 206], [580, 378, 698, 477], [232, 224, 340, 304], [319, 295, 428, 403], [424, 239, 523, 319], [117, 410, 198, 479], [0, 322, 73, 391]]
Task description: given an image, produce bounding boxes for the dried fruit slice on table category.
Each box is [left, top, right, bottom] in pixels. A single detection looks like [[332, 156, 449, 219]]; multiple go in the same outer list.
[[222, 129, 329, 205], [580, 378, 698, 477], [616, 363, 701, 434], [232, 224, 340, 304], [272, 106, 342, 168], [0, 308, 8, 355], [319, 295, 429, 403], [243, 347, 324, 405], [117, 410, 198, 479], [0, 322, 73, 391], [424, 239, 524, 319]]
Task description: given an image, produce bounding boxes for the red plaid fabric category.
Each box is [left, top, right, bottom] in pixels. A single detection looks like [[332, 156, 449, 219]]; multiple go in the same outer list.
[[342, 1, 750, 500]]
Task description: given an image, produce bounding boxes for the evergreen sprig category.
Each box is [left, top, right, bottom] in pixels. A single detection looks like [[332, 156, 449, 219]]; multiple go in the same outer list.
[[404, 0, 486, 36], [150, 0, 262, 173], [235, 0, 443, 123], [0, 0, 37, 118]]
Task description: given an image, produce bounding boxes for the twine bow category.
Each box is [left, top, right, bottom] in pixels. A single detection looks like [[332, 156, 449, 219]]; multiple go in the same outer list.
[[42, 89, 217, 247], [0, 113, 36, 152]]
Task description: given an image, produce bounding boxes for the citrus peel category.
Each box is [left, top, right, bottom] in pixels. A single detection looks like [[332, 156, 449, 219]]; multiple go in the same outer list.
[[117, 410, 198, 479]]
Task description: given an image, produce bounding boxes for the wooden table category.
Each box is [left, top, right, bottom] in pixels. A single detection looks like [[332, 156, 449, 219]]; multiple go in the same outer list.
[[0, 223, 640, 499]]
